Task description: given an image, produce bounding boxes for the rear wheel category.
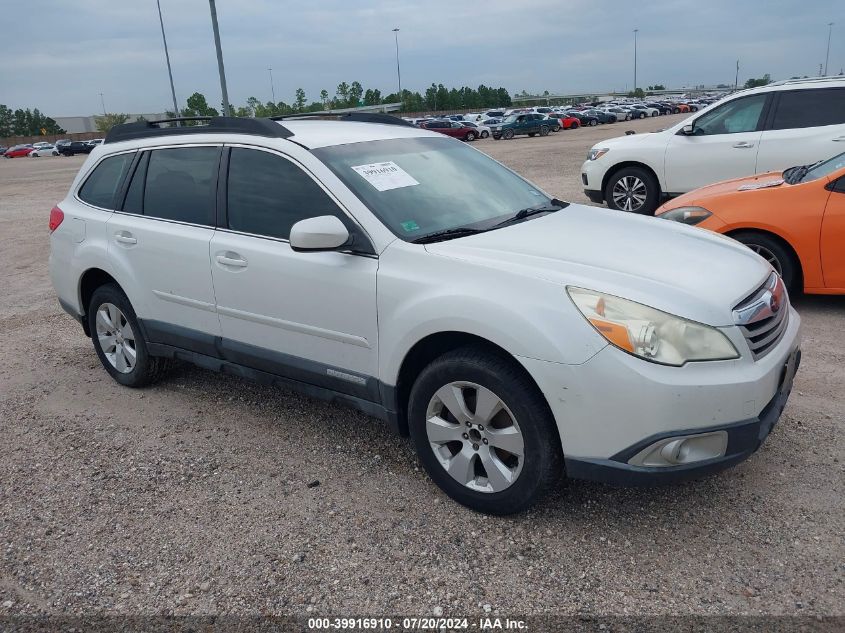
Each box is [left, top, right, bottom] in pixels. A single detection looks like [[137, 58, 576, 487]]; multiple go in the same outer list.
[[604, 166, 660, 215], [528, 133, 536, 137], [481, 130, 489, 138], [590, 119, 598, 126], [539, 126, 549, 136], [731, 232, 801, 293], [570, 121, 579, 129], [651, 111, 658, 117], [465, 131, 476, 141], [408, 347, 562, 514], [88, 284, 171, 387]]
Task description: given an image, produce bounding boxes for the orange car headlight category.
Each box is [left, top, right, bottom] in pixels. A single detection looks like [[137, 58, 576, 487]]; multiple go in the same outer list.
[[660, 206, 712, 226]]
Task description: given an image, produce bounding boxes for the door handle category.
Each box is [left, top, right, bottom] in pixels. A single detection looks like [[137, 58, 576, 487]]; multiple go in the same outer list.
[[114, 232, 137, 245], [832, 136, 845, 142], [215, 253, 248, 268], [732, 141, 755, 148]]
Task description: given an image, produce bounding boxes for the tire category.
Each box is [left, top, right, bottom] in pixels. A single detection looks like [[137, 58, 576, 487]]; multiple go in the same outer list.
[[465, 132, 476, 141], [604, 166, 660, 215], [528, 133, 536, 137], [88, 284, 171, 387], [552, 125, 561, 132], [52, 151, 59, 156], [731, 232, 801, 293], [539, 126, 549, 136], [407, 346, 562, 515], [481, 131, 489, 139], [673, 107, 680, 114], [570, 122, 579, 129], [651, 111, 658, 117], [503, 129, 514, 140], [590, 119, 598, 126]]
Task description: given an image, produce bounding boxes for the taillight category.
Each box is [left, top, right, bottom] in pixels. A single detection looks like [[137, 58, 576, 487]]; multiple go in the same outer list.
[[49, 206, 64, 232]]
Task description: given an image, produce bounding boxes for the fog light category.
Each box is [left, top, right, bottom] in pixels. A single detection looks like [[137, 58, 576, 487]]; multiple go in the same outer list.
[[628, 431, 728, 467]]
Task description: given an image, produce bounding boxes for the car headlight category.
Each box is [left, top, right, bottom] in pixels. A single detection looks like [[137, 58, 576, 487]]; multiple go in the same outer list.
[[567, 287, 739, 366], [588, 148, 609, 161], [659, 206, 713, 225]]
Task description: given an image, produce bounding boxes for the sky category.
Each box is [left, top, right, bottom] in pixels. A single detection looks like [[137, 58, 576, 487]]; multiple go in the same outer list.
[[0, 0, 841, 117]]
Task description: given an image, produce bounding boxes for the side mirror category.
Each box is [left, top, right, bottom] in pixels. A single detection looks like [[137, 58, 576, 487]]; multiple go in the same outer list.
[[681, 124, 694, 135], [289, 216, 351, 252]]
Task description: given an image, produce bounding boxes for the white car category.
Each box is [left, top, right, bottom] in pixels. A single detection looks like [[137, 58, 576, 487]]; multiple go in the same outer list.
[[30, 144, 59, 157], [583, 77, 845, 214], [32, 141, 53, 149], [460, 121, 491, 139], [630, 104, 660, 118], [50, 114, 801, 514], [600, 107, 631, 122]]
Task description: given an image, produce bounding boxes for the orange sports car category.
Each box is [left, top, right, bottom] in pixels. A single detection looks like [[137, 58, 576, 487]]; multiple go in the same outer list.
[[656, 151, 845, 294]]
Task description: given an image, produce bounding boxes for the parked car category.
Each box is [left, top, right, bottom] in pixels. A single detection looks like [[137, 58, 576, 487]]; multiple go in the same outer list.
[[567, 111, 600, 127], [460, 121, 491, 139], [420, 119, 479, 141], [553, 114, 581, 130], [49, 114, 801, 514], [491, 113, 552, 139], [631, 104, 660, 117], [601, 107, 631, 122], [583, 109, 617, 124], [646, 102, 674, 115], [582, 77, 845, 214], [32, 141, 53, 149], [658, 151, 845, 294], [87, 138, 105, 147], [59, 141, 95, 156], [0, 146, 7, 155], [4, 144, 34, 158], [30, 144, 60, 157]]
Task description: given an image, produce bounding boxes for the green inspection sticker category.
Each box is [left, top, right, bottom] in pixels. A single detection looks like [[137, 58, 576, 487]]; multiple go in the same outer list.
[[401, 220, 420, 232]]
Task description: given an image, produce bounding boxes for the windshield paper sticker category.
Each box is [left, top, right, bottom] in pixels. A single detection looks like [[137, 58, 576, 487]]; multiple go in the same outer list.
[[738, 179, 784, 191], [351, 161, 419, 192]]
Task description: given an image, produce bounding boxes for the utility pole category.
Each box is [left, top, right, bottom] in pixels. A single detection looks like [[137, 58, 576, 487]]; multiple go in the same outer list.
[[825, 22, 834, 76], [208, 0, 231, 116], [268, 67, 275, 103], [633, 29, 639, 93], [735, 59, 739, 90], [99, 92, 106, 116], [156, 0, 180, 120], [392, 28, 402, 101]]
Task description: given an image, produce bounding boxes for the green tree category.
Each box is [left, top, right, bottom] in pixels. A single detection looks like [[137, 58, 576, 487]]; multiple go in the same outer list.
[[363, 88, 382, 106], [348, 81, 364, 108], [294, 88, 307, 112], [336, 82, 350, 105], [320, 89, 329, 109], [4, 107, 65, 135], [627, 88, 645, 98], [184, 92, 219, 117], [0, 104, 15, 136], [95, 113, 130, 133], [744, 74, 771, 89]]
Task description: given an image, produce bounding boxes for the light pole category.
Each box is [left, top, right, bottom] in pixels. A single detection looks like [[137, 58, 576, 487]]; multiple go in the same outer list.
[[208, 0, 231, 116], [825, 22, 834, 76], [99, 92, 106, 116], [735, 59, 740, 90], [156, 0, 180, 120], [392, 28, 402, 100], [268, 67, 276, 103], [633, 29, 639, 93]]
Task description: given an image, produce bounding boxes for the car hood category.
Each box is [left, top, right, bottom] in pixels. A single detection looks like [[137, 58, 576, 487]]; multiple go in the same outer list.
[[659, 171, 786, 208], [424, 204, 771, 326], [590, 128, 673, 152]]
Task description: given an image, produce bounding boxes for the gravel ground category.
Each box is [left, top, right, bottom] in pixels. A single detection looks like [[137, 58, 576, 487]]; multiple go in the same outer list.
[[0, 117, 843, 621]]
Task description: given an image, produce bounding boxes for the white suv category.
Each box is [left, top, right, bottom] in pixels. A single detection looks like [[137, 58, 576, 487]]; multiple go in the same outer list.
[[583, 77, 845, 214], [50, 114, 801, 514]]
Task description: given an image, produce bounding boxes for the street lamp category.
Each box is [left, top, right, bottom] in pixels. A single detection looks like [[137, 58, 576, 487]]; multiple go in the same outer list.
[[208, 0, 231, 116], [268, 67, 275, 103], [633, 29, 639, 93], [99, 92, 106, 116], [825, 22, 834, 76], [392, 28, 402, 99], [156, 0, 180, 120]]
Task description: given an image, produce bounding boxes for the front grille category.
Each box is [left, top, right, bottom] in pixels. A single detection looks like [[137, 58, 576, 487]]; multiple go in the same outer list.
[[733, 273, 789, 360]]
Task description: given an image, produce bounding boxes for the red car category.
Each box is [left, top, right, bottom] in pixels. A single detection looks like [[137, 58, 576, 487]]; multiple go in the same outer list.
[[4, 145, 34, 158], [549, 114, 580, 130], [420, 120, 479, 141]]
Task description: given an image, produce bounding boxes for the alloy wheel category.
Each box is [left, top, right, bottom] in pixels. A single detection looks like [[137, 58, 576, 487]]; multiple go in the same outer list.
[[95, 302, 137, 374], [612, 176, 648, 212], [425, 381, 524, 493], [748, 244, 783, 276]]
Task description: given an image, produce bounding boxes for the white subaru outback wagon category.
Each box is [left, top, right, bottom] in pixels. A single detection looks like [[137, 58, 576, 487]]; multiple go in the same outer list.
[[50, 113, 801, 514]]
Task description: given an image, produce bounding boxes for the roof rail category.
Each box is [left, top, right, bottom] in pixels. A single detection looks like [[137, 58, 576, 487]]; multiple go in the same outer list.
[[270, 112, 415, 127], [104, 116, 292, 144], [767, 75, 845, 87]]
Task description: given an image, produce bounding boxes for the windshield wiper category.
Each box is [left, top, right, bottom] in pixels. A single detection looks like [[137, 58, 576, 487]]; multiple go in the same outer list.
[[784, 160, 822, 184], [492, 198, 569, 228], [411, 227, 487, 244]]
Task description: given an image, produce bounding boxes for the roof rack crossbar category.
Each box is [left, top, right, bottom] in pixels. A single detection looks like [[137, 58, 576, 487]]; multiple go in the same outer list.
[[104, 116, 293, 144], [270, 112, 415, 127]]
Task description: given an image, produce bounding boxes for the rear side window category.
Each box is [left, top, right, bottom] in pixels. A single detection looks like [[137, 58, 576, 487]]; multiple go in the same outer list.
[[226, 148, 343, 240], [78, 153, 134, 209], [771, 88, 845, 130], [143, 147, 219, 225]]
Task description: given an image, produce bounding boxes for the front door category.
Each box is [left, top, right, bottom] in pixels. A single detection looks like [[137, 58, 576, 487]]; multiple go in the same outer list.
[[664, 93, 769, 194], [821, 177, 845, 289], [209, 146, 380, 400]]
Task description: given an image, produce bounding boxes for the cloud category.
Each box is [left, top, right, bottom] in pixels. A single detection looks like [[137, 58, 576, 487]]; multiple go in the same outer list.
[[0, 0, 840, 115]]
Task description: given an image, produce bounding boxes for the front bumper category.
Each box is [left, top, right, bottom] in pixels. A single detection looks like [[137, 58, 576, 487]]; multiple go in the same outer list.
[[565, 348, 800, 485]]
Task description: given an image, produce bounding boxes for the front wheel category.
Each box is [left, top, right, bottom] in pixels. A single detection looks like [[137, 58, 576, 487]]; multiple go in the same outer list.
[[503, 129, 514, 139], [408, 347, 562, 514], [465, 132, 476, 141], [604, 166, 660, 215], [570, 122, 579, 129], [590, 119, 598, 126], [481, 130, 489, 138], [731, 232, 801, 293], [651, 111, 658, 117], [539, 126, 549, 136], [88, 284, 171, 387]]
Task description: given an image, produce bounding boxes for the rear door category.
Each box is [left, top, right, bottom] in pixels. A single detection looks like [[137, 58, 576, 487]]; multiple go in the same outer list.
[[821, 175, 845, 289], [664, 92, 769, 193], [106, 145, 222, 345], [756, 87, 845, 174]]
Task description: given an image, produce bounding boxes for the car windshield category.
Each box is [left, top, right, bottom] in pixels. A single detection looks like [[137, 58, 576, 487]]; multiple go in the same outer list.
[[313, 136, 555, 241], [793, 152, 845, 184], [504, 115, 520, 122]]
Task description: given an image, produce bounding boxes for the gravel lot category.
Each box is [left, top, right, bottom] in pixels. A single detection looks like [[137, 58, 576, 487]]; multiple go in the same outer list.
[[0, 116, 843, 621]]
